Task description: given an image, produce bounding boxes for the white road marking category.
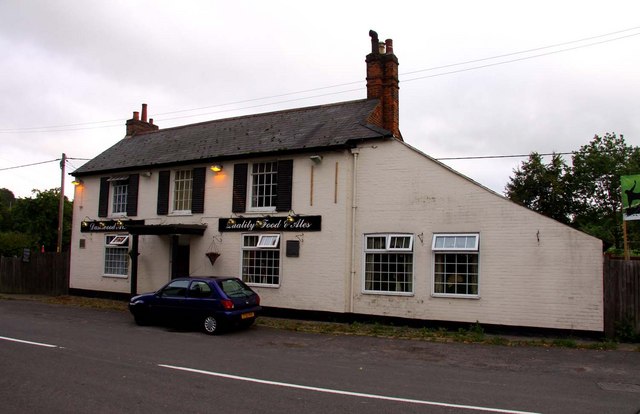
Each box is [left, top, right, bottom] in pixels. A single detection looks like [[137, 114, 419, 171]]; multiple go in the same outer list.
[[158, 364, 541, 414], [0, 335, 59, 348]]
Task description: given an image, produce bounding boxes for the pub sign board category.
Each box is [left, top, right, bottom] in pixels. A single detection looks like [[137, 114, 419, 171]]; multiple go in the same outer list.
[[219, 216, 321, 232], [81, 219, 145, 233]]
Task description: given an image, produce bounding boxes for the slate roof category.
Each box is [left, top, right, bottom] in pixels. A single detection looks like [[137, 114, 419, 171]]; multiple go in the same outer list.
[[74, 99, 392, 176]]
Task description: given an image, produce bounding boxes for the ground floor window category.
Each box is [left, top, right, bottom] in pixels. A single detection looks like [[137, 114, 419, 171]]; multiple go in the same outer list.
[[364, 234, 414, 294], [104, 234, 129, 277], [432, 234, 479, 296], [242, 234, 280, 286]]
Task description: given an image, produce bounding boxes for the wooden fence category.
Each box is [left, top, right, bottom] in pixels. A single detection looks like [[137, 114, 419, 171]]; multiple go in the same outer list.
[[0, 252, 69, 296], [604, 256, 640, 339]]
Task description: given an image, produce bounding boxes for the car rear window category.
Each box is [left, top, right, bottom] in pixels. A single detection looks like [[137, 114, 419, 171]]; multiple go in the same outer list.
[[219, 279, 254, 298]]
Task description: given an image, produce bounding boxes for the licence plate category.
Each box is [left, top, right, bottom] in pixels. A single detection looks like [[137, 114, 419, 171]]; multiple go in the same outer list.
[[241, 312, 255, 320]]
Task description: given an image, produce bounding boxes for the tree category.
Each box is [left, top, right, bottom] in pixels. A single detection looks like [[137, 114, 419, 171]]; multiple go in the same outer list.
[[571, 133, 640, 249], [505, 133, 640, 251], [10, 188, 73, 252], [0, 188, 15, 231], [505, 152, 572, 224]]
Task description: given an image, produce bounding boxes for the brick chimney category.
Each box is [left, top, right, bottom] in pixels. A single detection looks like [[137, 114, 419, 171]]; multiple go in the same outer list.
[[366, 30, 401, 140], [126, 103, 159, 137]]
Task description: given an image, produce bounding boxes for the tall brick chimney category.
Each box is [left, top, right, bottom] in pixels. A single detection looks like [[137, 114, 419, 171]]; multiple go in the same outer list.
[[366, 30, 401, 140], [126, 103, 159, 137]]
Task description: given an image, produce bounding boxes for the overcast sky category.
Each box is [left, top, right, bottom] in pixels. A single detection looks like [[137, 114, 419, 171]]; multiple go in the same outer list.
[[1, 1, 639, 200]]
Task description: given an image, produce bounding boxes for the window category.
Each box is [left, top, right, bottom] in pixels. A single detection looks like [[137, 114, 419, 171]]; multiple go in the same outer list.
[[173, 170, 193, 212], [242, 234, 280, 286], [364, 234, 414, 294], [189, 281, 212, 299], [432, 234, 479, 296], [104, 235, 129, 277], [99, 175, 139, 217], [250, 162, 278, 210], [232, 160, 293, 213], [109, 176, 129, 215], [161, 280, 190, 298]]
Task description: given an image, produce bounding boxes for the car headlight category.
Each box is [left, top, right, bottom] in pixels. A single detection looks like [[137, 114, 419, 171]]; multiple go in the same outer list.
[[131, 300, 145, 305]]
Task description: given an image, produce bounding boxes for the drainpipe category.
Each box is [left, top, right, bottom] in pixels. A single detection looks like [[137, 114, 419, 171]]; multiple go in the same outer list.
[[348, 148, 360, 314]]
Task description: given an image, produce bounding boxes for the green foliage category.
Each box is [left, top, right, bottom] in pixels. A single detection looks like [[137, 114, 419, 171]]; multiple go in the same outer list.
[[614, 317, 640, 343], [571, 133, 640, 249], [505, 133, 640, 249], [0, 188, 72, 253], [0, 231, 37, 257], [505, 152, 572, 224], [0, 188, 16, 232]]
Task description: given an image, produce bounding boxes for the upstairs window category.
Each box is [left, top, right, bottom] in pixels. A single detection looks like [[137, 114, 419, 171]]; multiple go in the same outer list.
[[157, 168, 205, 215], [173, 169, 193, 212], [251, 161, 278, 210], [232, 160, 293, 213], [364, 234, 414, 294], [111, 177, 129, 215], [432, 234, 479, 297], [98, 174, 139, 217]]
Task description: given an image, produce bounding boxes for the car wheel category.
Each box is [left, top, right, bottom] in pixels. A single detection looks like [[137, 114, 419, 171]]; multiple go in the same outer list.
[[203, 315, 219, 335], [133, 311, 149, 326]]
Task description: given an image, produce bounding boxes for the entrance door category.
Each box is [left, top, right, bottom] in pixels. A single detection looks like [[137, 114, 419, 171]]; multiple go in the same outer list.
[[171, 235, 190, 279]]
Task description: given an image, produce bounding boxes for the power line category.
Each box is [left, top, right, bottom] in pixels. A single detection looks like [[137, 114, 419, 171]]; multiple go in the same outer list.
[[0, 159, 60, 172], [435, 152, 574, 161], [1, 26, 638, 134], [0, 157, 90, 173]]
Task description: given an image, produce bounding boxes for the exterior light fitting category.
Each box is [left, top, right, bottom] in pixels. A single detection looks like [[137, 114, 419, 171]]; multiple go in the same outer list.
[[71, 179, 83, 186], [210, 164, 223, 172], [286, 210, 297, 223], [309, 155, 323, 163]]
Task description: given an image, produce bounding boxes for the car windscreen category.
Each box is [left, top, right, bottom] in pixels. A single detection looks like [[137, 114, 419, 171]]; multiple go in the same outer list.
[[218, 279, 254, 298]]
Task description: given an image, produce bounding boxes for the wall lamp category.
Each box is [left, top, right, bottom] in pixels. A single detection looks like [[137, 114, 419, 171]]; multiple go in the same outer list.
[[71, 179, 83, 186], [309, 155, 323, 164], [81, 216, 92, 228], [142, 171, 152, 178], [210, 164, 223, 173], [286, 210, 298, 223], [256, 215, 271, 228], [227, 213, 242, 226]]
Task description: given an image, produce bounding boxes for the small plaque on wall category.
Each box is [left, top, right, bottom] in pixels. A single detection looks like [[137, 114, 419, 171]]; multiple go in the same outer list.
[[286, 240, 300, 257]]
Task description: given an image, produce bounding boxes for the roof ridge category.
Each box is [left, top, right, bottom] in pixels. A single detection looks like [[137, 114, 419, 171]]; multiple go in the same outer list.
[[143, 98, 376, 135]]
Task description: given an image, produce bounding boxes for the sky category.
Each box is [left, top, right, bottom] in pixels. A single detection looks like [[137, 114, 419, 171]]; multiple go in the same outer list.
[[1, 0, 639, 200]]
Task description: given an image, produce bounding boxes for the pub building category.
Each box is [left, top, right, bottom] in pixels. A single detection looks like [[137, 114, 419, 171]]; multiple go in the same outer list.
[[70, 32, 603, 334]]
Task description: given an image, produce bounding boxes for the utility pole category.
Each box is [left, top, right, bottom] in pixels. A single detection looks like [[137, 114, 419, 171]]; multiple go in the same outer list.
[[57, 153, 66, 253]]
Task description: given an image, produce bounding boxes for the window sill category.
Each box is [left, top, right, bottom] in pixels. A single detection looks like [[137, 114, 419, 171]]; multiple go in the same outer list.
[[169, 211, 192, 217], [431, 293, 480, 300], [245, 283, 280, 289], [103, 274, 129, 279], [362, 291, 414, 297]]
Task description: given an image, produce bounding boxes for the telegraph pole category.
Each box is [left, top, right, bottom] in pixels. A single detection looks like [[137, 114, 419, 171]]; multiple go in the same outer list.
[[57, 153, 66, 253]]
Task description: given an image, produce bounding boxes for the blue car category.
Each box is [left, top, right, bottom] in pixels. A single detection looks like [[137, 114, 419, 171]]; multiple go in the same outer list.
[[129, 277, 261, 335]]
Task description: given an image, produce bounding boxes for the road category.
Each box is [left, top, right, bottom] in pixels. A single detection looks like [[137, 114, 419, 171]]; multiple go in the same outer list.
[[0, 299, 639, 414]]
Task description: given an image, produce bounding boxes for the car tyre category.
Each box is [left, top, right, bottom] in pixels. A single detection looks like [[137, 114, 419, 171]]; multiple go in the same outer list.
[[203, 315, 219, 335], [133, 311, 150, 326]]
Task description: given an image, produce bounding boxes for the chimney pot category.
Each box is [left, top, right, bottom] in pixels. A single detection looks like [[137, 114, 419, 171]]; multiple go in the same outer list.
[[149, 118, 154, 125], [378, 42, 386, 54], [141, 103, 148, 122], [385, 39, 393, 54], [133, 111, 139, 121]]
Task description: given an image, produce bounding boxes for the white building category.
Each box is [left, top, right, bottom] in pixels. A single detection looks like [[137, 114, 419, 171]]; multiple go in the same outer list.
[[70, 32, 603, 333]]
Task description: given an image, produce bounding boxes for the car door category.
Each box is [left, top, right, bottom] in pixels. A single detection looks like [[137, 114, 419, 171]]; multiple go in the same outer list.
[[155, 279, 190, 323], [185, 280, 220, 320]]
